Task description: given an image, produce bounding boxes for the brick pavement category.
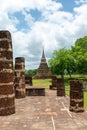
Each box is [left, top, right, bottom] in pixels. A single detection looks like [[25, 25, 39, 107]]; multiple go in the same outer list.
[[0, 90, 87, 130]]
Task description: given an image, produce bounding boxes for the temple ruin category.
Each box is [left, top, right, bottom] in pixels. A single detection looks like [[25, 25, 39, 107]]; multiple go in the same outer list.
[[34, 49, 52, 79]]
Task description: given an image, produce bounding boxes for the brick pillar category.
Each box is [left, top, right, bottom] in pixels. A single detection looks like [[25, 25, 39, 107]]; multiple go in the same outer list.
[[14, 57, 26, 98], [25, 76, 33, 86], [69, 80, 84, 112], [57, 78, 65, 96], [0, 30, 15, 116], [50, 75, 57, 90]]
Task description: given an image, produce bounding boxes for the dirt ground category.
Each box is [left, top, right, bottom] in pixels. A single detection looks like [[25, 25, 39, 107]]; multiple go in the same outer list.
[[0, 89, 87, 130]]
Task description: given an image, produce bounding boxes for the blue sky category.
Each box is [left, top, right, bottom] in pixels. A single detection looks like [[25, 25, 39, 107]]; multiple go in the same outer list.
[[0, 0, 87, 69], [57, 0, 75, 11], [13, 12, 28, 30]]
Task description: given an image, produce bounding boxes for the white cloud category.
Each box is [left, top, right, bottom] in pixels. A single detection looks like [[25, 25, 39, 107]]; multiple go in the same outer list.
[[0, 12, 17, 31], [72, 4, 87, 37], [0, 0, 62, 13], [12, 31, 29, 56], [75, 0, 87, 5], [22, 10, 35, 26], [0, 0, 87, 69]]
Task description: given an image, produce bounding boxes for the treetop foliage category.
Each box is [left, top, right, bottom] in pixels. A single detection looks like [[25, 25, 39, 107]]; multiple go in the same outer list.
[[49, 36, 87, 77]]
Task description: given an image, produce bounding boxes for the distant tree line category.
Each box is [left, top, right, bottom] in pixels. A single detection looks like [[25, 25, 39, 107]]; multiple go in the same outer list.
[[49, 36, 87, 78], [25, 69, 37, 77]]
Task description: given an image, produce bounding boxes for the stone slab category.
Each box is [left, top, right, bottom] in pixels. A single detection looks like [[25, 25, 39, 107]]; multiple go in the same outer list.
[[26, 87, 45, 96]]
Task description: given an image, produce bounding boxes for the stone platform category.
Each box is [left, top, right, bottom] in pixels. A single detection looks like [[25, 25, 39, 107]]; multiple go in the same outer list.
[[26, 86, 45, 96], [0, 90, 87, 130]]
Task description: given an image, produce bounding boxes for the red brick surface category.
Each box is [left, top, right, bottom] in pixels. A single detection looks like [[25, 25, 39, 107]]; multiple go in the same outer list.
[[0, 85, 14, 94], [0, 61, 13, 70], [0, 30, 11, 39], [70, 80, 84, 112], [57, 78, 65, 96], [14, 57, 26, 98], [0, 73, 13, 83], [0, 30, 15, 116], [0, 90, 87, 129], [25, 76, 33, 86], [0, 97, 14, 107]]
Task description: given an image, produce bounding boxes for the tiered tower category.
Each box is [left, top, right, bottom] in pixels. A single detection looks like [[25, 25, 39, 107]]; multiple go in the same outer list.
[[34, 49, 52, 79]]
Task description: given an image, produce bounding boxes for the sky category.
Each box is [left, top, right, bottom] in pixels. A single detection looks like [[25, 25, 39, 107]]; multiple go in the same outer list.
[[0, 0, 87, 69]]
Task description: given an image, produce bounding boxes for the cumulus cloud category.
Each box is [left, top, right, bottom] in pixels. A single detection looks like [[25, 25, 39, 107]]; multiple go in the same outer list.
[[0, 0, 87, 69], [75, 0, 87, 5], [22, 10, 35, 26]]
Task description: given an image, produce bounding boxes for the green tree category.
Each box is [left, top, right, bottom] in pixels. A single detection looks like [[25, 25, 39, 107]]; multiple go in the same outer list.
[[71, 36, 87, 74], [25, 69, 37, 77], [65, 49, 76, 77], [49, 48, 76, 78], [49, 48, 67, 78]]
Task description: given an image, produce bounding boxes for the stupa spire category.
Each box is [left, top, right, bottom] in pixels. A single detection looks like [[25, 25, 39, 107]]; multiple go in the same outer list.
[[41, 48, 46, 63], [42, 48, 45, 59], [34, 48, 52, 79]]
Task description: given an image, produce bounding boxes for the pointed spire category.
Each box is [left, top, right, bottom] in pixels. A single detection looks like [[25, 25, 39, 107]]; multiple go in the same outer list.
[[41, 48, 46, 63], [42, 48, 45, 59]]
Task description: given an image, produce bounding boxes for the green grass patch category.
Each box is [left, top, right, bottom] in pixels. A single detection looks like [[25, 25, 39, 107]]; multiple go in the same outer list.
[[33, 79, 51, 89], [84, 92, 87, 107], [65, 90, 70, 96]]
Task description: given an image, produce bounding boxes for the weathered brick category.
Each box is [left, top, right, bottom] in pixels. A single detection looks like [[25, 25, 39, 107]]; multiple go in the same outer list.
[[0, 30, 15, 116], [25, 76, 33, 86], [14, 57, 26, 98], [57, 78, 65, 96], [69, 80, 84, 112]]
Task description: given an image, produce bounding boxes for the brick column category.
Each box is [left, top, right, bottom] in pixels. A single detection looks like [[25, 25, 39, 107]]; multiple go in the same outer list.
[[0, 30, 15, 116], [57, 78, 65, 96], [14, 57, 26, 98], [50, 75, 57, 90], [25, 76, 33, 86], [69, 80, 84, 112]]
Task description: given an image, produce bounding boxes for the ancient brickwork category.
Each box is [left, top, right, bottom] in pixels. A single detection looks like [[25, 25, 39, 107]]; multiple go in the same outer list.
[[25, 76, 33, 86], [0, 30, 15, 116], [57, 78, 65, 96], [69, 80, 84, 112], [14, 57, 26, 98], [34, 49, 52, 79], [49, 75, 57, 90], [26, 87, 45, 96]]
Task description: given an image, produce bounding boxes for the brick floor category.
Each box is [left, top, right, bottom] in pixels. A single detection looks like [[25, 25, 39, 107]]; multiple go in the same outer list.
[[0, 89, 87, 130]]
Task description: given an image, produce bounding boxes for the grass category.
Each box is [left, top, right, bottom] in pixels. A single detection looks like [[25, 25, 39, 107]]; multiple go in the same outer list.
[[84, 92, 87, 107], [33, 75, 87, 107], [33, 79, 52, 89]]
